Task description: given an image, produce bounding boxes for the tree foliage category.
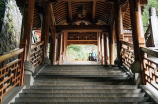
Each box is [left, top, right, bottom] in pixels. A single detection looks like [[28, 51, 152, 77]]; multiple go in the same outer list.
[[67, 45, 97, 60]]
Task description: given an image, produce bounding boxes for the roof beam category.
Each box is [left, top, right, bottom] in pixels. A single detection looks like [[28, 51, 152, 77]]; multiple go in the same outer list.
[[56, 25, 110, 32], [92, 1, 96, 20], [68, 1, 72, 21], [58, 0, 114, 2], [50, 4, 56, 28]]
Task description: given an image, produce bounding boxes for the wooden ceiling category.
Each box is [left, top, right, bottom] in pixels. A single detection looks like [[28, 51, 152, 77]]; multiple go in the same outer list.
[[15, 0, 148, 31]]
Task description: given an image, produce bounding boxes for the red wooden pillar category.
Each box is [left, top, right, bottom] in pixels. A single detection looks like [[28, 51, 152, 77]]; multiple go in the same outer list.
[[104, 33, 108, 65], [114, 1, 123, 65], [129, 0, 145, 84], [110, 28, 115, 65], [63, 32, 68, 64], [97, 32, 101, 61], [23, 0, 35, 61], [41, 2, 51, 58], [58, 33, 62, 65]]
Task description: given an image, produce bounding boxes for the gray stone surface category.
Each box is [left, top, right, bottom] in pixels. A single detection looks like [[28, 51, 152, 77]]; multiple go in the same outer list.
[[44, 57, 51, 65], [2, 86, 25, 104], [24, 74, 34, 89], [11, 65, 155, 104], [140, 84, 158, 104], [0, 0, 22, 56], [149, 7, 158, 48], [24, 61, 35, 74]]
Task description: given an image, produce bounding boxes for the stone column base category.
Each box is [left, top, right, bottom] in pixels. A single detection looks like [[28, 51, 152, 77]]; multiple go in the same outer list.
[[24, 74, 34, 89]]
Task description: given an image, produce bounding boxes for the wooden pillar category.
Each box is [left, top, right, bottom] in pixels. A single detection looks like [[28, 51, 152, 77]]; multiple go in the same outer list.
[[58, 33, 62, 65], [104, 34, 108, 65], [110, 28, 115, 65], [23, 0, 35, 61], [41, 2, 51, 58], [100, 33, 104, 65], [97, 32, 101, 61], [129, 0, 145, 84], [61, 32, 64, 64], [51, 31, 57, 65], [63, 32, 68, 64], [114, 1, 122, 61], [129, 0, 145, 61]]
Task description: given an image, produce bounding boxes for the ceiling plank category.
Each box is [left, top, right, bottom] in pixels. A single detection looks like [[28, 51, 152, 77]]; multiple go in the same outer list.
[[92, 1, 96, 20], [68, 1, 72, 21]]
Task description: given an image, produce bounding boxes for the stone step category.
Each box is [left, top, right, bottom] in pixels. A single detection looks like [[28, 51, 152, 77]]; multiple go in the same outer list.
[[34, 78, 127, 82], [30, 85, 138, 89], [19, 93, 145, 97], [22, 89, 142, 93], [15, 97, 149, 102], [33, 82, 114, 85], [40, 71, 123, 74], [38, 72, 126, 75], [11, 102, 155, 104], [36, 74, 129, 78], [35, 75, 130, 80]]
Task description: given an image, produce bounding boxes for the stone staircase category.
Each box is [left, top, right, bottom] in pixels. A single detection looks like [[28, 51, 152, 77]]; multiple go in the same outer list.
[[11, 65, 154, 104]]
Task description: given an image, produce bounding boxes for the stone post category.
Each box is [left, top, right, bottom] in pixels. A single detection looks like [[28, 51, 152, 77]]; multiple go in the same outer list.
[[149, 7, 158, 48]]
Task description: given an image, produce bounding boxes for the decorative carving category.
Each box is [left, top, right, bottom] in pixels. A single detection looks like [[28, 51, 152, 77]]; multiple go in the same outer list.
[[68, 34, 97, 40]]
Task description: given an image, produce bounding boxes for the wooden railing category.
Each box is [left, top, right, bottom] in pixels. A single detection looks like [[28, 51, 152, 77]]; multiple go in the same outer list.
[[120, 41, 134, 71], [0, 48, 25, 103], [141, 47, 158, 90], [30, 41, 44, 68]]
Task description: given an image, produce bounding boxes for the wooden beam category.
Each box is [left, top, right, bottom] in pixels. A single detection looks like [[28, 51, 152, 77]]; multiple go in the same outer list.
[[92, 1, 96, 20], [68, 1, 72, 21], [50, 4, 56, 27], [67, 41, 97, 45], [58, 0, 114, 1], [56, 25, 110, 32], [23, 0, 35, 61]]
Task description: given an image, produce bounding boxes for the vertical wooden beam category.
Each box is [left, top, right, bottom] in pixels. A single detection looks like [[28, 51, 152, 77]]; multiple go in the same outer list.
[[63, 32, 68, 64], [129, 0, 145, 61], [110, 28, 115, 65], [114, 1, 121, 63], [129, 0, 145, 84], [58, 33, 62, 64], [68, 1, 72, 21], [97, 32, 101, 61], [104, 34, 107, 65], [92, 1, 96, 20], [100, 33, 104, 65], [51, 32, 57, 65], [61, 32, 64, 64], [41, 2, 51, 57], [50, 4, 57, 65], [23, 0, 35, 61]]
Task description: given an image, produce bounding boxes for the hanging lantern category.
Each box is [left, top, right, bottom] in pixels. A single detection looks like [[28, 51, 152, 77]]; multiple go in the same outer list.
[[77, 5, 87, 18]]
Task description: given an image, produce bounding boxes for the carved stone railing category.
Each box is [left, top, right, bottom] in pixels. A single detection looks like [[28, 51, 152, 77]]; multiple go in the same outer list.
[[120, 41, 135, 71], [30, 41, 44, 68], [0, 48, 25, 103], [140, 47, 158, 90]]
